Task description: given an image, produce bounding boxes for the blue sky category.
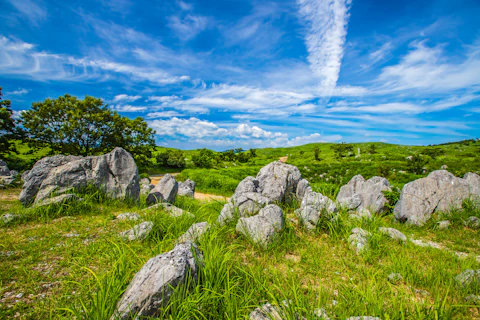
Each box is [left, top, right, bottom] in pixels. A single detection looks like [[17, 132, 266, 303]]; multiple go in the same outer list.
[[1, 0, 479, 150]]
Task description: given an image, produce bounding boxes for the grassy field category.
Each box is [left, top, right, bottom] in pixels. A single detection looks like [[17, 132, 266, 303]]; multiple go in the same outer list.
[[1, 140, 480, 319]]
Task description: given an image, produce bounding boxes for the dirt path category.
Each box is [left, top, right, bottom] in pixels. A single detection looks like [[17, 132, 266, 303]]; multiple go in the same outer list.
[[279, 156, 288, 163], [150, 173, 180, 185]]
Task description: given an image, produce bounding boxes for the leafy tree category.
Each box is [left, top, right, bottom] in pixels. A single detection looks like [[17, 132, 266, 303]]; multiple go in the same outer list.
[[21, 94, 155, 163], [330, 143, 353, 158], [0, 87, 20, 156], [313, 146, 321, 161], [422, 147, 445, 159], [234, 148, 244, 154], [368, 144, 377, 154], [166, 150, 186, 168], [192, 148, 215, 168], [237, 152, 251, 163], [223, 149, 236, 161], [406, 154, 428, 175], [249, 149, 257, 157], [299, 150, 305, 156], [377, 164, 391, 177]]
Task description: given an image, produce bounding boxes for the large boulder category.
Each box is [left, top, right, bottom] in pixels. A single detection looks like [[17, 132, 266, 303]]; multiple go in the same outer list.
[[119, 221, 154, 241], [337, 175, 391, 215], [146, 174, 178, 205], [217, 162, 302, 225], [394, 170, 480, 226], [111, 242, 202, 320], [295, 189, 337, 230], [178, 179, 196, 198], [19, 148, 140, 206], [0, 159, 10, 176], [236, 204, 284, 247]]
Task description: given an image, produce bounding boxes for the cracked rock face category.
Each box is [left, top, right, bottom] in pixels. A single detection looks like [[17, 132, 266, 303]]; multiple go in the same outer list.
[[111, 242, 202, 320], [236, 204, 284, 247], [337, 175, 392, 215], [295, 189, 337, 230], [19, 148, 140, 207], [33, 194, 83, 208], [178, 179, 196, 198], [119, 221, 154, 241], [146, 174, 178, 205], [177, 222, 210, 244], [394, 170, 480, 226]]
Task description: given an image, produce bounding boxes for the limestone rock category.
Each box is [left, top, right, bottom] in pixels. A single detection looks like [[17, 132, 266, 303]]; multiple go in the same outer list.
[[295, 189, 337, 230], [256, 162, 302, 203], [249, 303, 284, 320], [388, 273, 403, 284], [178, 179, 196, 198], [117, 213, 140, 221], [437, 220, 451, 230], [378, 227, 407, 243], [456, 269, 480, 288], [0, 159, 10, 176], [465, 216, 480, 229], [296, 179, 311, 202], [236, 204, 284, 247], [349, 228, 371, 253], [140, 178, 154, 196], [346, 317, 382, 320], [111, 242, 202, 320], [394, 170, 480, 225], [337, 175, 391, 215], [1, 213, 20, 224], [145, 203, 194, 218], [33, 194, 82, 208], [120, 221, 153, 241], [146, 174, 178, 205], [177, 222, 210, 243], [20, 148, 139, 206]]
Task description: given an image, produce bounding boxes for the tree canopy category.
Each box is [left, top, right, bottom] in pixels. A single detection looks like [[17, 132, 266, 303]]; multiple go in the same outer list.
[[21, 94, 155, 163], [0, 87, 21, 156]]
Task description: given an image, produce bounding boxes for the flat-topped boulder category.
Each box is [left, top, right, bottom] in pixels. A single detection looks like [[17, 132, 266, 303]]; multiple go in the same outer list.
[[394, 170, 480, 225], [20, 148, 140, 206], [337, 175, 391, 215]]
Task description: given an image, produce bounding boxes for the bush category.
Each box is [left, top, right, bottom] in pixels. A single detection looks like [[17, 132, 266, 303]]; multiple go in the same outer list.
[[192, 149, 215, 168]]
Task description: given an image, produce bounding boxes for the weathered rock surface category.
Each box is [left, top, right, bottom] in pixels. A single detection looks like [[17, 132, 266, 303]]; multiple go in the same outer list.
[[465, 216, 480, 229], [337, 175, 391, 215], [1, 213, 20, 224], [349, 228, 371, 253], [33, 194, 83, 208], [379, 227, 407, 243], [438, 220, 451, 230], [111, 242, 202, 320], [236, 204, 284, 247], [146, 174, 178, 205], [116, 212, 141, 221], [20, 148, 140, 206], [295, 189, 337, 230], [177, 222, 209, 243], [394, 170, 480, 225], [456, 269, 480, 287], [249, 303, 284, 320], [140, 178, 154, 196], [218, 162, 302, 225], [295, 179, 311, 202], [0, 159, 10, 176], [145, 203, 194, 218], [178, 179, 196, 198], [120, 221, 154, 241]]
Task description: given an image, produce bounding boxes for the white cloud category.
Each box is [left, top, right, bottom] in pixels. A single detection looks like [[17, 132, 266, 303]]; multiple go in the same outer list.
[[148, 95, 180, 103], [5, 0, 47, 26], [113, 94, 141, 102], [111, 105, 147, 112], [168, 15, 208, 41], [147, 111, 184, 118], [297, 0, 352, 93], [8, 88, 29, 95]]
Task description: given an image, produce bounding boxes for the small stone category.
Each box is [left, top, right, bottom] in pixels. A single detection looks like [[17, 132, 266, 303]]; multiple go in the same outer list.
[[1, 213, 20, 224], [348, 228, 371, 253], [346, 317, 381, 320], [465, 216, 480, 229], [15, 293, 23, 299], [379, 227, 407, 243], [465, 295, 480, 304], [387, 273, 403, 284], [456, 269, 480, 287], [437, 220, 451, 230], [177, 222, 210, 244], [116, 212, 140, 221], [313, 308, 330, 319]]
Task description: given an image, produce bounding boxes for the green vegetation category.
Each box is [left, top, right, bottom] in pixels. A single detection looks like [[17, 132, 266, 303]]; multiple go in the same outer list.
[[0, 87, 23, 157]]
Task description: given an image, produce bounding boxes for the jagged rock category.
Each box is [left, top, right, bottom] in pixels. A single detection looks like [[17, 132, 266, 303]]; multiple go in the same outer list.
[[456, 269, 480, 287], [119, 221, 153, 241], [33, 194, 82, 208], [0, 159, 10, 176], [249, 303, 284, 320], [256, 162, 302, 203], [177, 222, 209, 243], [337, 175, 391, 215], [394, 170, 480, 225], [295, 189, 337, 230], [296, 179, 311, 202], [20, 148, 140, 207], [236, 204, 284, 247], [437, 220, 451, 229], [217, 190, 272, 225], [116, 212, 141, 221], [21, 170, 30, 181], [349, 228, 371, 253], [465, 216, 480, 229], [1, 213, 20, 224], [145, 202, 194, 218], [0, 176, 15, 186], [146, 174, 178, 205], [111, 242, 202, 320], [388, 273, 403, 284], [378, 227, 407, 243], [178, 179, 196, 198]]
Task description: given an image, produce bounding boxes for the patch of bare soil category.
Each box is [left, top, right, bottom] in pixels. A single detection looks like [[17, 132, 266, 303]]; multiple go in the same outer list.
[[279, 156, 288, 163], [150, 173, 180, 185], [194, 192, 230, 202]]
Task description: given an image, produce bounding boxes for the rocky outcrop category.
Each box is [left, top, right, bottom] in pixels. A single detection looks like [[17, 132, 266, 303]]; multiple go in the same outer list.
[[146, 174, 178, 205], [296, 179, 311, 202], [218, 162, 301, 225], [111, 242, 202, 320], [337, 175, 391, 215], [295, 189, 337, 230], [119, 221, 153, 241], [178, 179, 196, 198], [19, 148, 140, 206], [177, 222, 209, 243], [394, 170, 480, 225], [236, 204, 284, 247]]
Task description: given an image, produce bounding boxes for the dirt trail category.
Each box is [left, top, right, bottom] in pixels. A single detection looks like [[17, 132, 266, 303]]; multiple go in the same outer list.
[[150, 173, 180, 185], [279, 156, 288, 163]]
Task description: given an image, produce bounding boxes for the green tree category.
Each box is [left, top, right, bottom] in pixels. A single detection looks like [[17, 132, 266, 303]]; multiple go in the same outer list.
[[223, 149, 235, 161], [249, 148, 257, 157], [192, 148, 215, 168], [0, 87, 19, 156], [21, 94, 155, 163], [406, 154, 428, 175], [166, 149, 186, 168], [422, 147, 445, 159], [330, 143, 353, 158], [313, 146, 321, 161], [368, 144, 377, 154]]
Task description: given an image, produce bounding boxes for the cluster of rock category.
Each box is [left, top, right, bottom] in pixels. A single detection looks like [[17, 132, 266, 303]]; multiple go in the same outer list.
[[19, 148, 140, 207], [0, 159, 18, 188], [146, 175, 195, 206]]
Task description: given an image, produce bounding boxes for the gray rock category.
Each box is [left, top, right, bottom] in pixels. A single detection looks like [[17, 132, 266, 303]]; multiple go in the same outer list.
[[378, 227, 407, 243], [346, 317, 382, 320], [394, 170, 480, 226], [217, 191, 272, 225], [21, 170, 30, 181], [178, 179, 196, 198], [20, 148, 140, 206], [33, 194, 82, 208], [437, 220, 451, 229], [111, 242, 202, 320], [465, 216, 480, 229], [388, 273, 403, 284], [256, 162, 302, 203], [117, 212, 141, 221], [236, 204, 284, 247], [119, 221, 154, 241], [337, 175, 392, 215], [295, 189, 337, 230], [348, 228, 371, 253], [0, 159, 10, 176], [0, 176, 15, 186], [140, 177, 150, 186], [177, 222, 210, 243], [456, 269, 480, 287], [296, 179, 311, 202], [410, 239, 443, 249], [441, 165, 448, 170], [235, 176, 259, 194], [1, 213, 20, 224], [249, 303, 284, 320], [140, 178, 154, 196], [313, 308, 330, 319], [465, 295, 480, 304], [145, 202, 194, 218], [146, 174, 178, 205]]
